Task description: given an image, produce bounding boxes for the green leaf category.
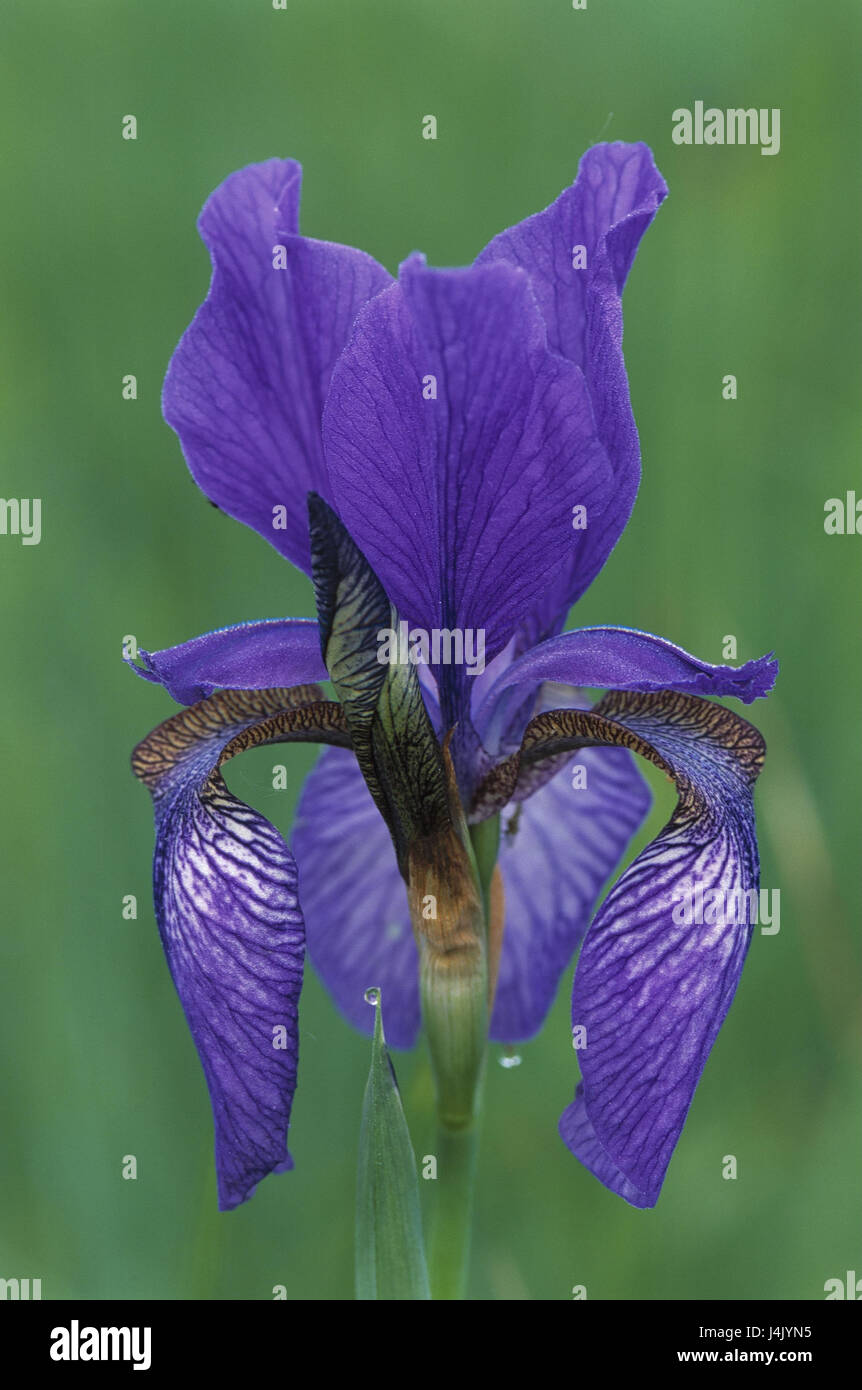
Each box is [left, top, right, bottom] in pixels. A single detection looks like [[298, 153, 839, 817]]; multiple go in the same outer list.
[[307, 493, 452, 870], [355, 989, 431, 1301]]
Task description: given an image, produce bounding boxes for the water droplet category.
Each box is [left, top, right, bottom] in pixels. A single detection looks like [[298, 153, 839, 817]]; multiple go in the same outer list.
[[364, 986, 381, 1007], [498, 1048, 522, 1069]]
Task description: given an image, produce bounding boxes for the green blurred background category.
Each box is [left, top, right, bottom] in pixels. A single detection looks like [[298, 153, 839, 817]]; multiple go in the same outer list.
[[1, 0, 859, 1300]]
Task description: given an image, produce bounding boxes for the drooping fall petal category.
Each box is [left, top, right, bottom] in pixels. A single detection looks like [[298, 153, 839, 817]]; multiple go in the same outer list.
[[131, 685, 350, 1209], [475, 687, 765, 1208]]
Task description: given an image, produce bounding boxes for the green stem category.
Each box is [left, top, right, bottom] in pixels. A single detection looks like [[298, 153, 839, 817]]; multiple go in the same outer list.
[[429, 1120, 480, 1300], [469, 814, 500, 923]]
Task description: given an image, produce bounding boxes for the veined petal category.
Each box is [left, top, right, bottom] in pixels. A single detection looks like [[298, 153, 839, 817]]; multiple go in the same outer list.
[[162, 159, 392, 571], [475, 688, 767, 1206], [476, 626, 778, 744], [324, 254, 614, 730], [490, 747, 651, 1042], [131, 686, 350, 1210], [479, 143, 667, 361], [478, 142, 668, 625], [558, 1085, 645, 1206], [126, 618, 328, 705], [292, 747, 420, 1050]]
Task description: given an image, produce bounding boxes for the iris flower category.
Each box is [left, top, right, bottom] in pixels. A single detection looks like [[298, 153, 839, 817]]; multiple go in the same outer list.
[[128, 142, 776, 1220]]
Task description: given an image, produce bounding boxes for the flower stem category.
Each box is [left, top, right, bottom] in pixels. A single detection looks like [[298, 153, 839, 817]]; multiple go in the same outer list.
[[429, 1120, 480, 1300]]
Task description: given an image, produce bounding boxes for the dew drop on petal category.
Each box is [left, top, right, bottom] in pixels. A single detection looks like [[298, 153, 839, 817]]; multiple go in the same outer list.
[[364, 986, 381, 1007], [498, 1047, 522, 1069]]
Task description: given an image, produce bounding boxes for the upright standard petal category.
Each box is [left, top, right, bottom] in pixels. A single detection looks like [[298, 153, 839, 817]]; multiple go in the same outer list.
[[478, 143, 668, 628], [324, 255, 615, 731], [126, 617, 328, 704], [131, 686, 351, 1210], [475, 688, 766, 1208], [162, 159, 392, 571]]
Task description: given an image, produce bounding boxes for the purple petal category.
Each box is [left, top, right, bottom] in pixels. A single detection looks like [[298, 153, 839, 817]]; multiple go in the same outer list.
[[162, 159, 392, 571], [292, 747, 421, 1049], [126, 618, 328, 705], [324, 254, 614, 727], [132, 688, 321, 1210], [490, 747, 651, 1042], [558, 1084, 645, 1206], [478, 626, 778, 739], [478, 142, 668, 625], [558, 689, 765, 1207]]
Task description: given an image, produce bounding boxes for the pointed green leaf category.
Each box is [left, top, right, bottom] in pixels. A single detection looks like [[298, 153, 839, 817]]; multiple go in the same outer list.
[[308, 493, 452, 868], [371, 637, 453, 851], [308, 492, 391, 737], [355, 989, 431, 1301]]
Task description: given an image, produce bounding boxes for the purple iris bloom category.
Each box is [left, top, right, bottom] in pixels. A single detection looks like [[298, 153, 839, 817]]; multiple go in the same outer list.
[[129, 143, 776, 1212]]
